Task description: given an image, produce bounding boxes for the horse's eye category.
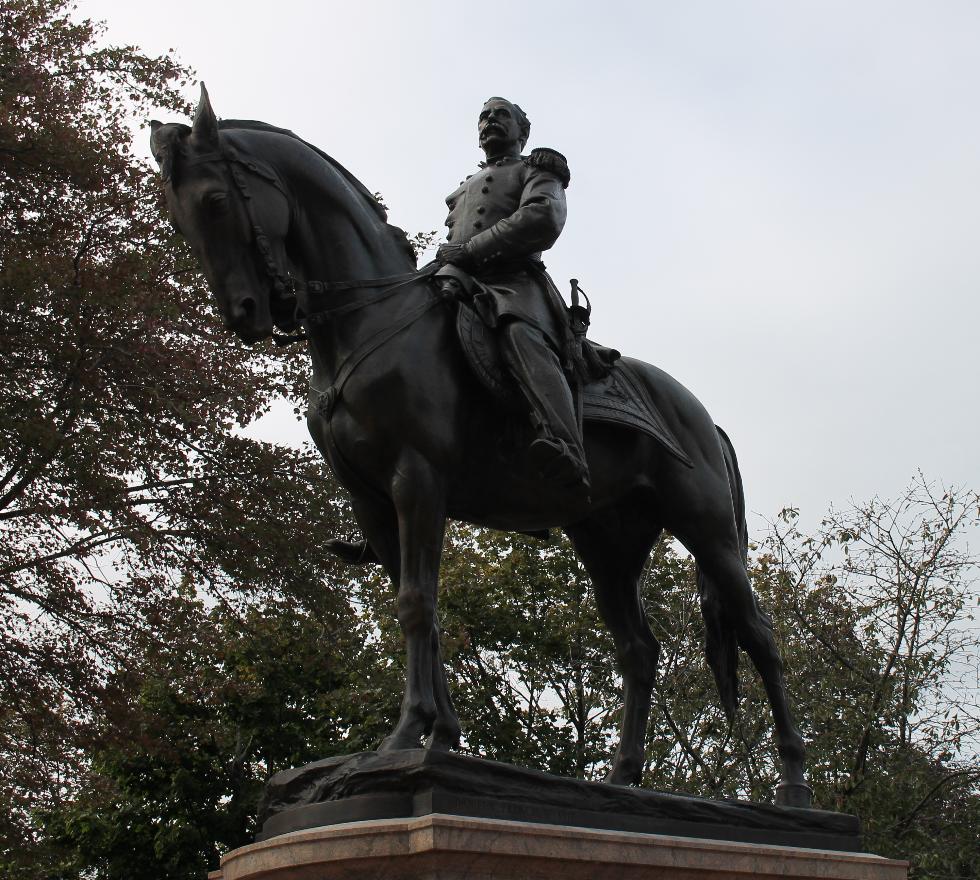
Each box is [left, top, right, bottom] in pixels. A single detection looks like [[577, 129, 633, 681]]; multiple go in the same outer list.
[[205, 192, 229, 211]]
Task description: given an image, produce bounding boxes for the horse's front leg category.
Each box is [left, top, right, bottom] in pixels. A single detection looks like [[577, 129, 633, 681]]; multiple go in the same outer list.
[[425, 620, 462, 751], [379, 454, 449, 751]]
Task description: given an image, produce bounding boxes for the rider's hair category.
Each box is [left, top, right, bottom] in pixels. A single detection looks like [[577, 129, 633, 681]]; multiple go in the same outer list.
[[484, 97, 530, 149]]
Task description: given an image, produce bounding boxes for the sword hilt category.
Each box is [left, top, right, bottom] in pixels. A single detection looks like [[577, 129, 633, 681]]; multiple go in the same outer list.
[[568, 278, 591, 336]]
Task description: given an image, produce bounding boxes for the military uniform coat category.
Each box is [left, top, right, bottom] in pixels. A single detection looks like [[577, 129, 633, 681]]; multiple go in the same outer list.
[[442, 148, 571, 350]]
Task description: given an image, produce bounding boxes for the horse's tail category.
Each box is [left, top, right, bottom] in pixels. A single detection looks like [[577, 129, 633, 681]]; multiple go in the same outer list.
[[696, 425, 747, 721], [717, 425, 748, 562]]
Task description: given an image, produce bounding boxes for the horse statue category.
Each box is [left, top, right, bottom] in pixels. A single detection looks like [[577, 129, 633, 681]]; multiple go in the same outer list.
[[150, 85, 811, 807]]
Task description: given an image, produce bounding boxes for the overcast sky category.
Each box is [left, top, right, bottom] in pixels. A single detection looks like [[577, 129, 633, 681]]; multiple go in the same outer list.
[[80, 0, 979, 532]]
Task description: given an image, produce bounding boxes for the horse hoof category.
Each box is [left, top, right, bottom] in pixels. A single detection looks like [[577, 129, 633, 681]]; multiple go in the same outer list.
[[775, 781, 813, 808], [324, 538, 380, 565], [424, 727, 462, 752], [378, 732, 421, 752], [604, 762, 642, 787]]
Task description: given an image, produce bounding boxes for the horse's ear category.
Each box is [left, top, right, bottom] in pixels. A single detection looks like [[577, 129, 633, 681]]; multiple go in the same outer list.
[[191, 82, 220, 149], [149, 121, 188, 184], [149, 120, 165, 162]]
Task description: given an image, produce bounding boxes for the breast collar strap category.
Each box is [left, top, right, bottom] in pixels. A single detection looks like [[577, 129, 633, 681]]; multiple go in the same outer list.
[[312, 282, 452, 422]]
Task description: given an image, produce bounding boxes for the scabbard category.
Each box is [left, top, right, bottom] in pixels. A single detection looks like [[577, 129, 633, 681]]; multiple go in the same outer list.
[[573, 369, 584, 438]]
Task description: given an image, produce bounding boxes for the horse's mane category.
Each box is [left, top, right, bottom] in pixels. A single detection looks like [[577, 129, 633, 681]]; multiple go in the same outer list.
[[218, 118, 416, 264]]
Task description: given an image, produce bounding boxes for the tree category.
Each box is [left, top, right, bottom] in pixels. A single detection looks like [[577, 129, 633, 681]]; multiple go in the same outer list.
[[33, 581, 401, 880], [761, 477, 980, 876], [0, 2, 373, 876]]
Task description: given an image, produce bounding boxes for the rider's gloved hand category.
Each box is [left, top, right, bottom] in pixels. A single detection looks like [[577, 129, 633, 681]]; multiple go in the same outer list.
[[436, 276, 468, 301], [436, 243, 473, 269]]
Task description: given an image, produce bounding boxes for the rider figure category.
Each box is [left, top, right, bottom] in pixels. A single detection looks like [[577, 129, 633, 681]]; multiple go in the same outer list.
[[435, 97, 589, 493]]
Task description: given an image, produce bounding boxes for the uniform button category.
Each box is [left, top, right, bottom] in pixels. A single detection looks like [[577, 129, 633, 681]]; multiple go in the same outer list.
[[486, 175, 494, 182], [481, 186, 490, 194], [477, 206, 486, 214], [473, 221, 483, 229]]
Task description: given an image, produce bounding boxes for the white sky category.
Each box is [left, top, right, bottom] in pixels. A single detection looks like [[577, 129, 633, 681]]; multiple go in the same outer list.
[[80, 0, 979, 532]]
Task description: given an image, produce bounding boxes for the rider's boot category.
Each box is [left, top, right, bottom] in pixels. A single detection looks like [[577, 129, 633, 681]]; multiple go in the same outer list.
[[499, 320, 590, 494]]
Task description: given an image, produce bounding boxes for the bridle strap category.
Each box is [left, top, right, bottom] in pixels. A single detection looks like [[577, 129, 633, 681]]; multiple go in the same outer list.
[[194, 145, 442, 344], [208, 148, 438, 308]]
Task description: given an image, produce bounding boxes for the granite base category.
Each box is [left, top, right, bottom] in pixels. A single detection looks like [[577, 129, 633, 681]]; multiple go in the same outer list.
[[209, 813, 909, 880]]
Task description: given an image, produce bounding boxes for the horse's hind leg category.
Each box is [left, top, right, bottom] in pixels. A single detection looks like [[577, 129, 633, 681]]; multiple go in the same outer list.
[[734, 589, 809, 804], [682, 529, 810, 806], [566, 506, 662, 786]]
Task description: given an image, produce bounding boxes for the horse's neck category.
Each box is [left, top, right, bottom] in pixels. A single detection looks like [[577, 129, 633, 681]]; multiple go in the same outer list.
[[280, 147, 418, 384], [287, 174, 410, 283]]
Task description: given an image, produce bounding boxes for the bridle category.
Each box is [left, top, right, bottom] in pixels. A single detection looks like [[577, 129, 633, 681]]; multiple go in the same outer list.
[[181, 144, 436, 344], [180, 142, 451, 417]]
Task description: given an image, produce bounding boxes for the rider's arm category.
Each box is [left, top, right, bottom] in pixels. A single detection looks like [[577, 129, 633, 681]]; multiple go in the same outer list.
[[463, 152, 569, 270]]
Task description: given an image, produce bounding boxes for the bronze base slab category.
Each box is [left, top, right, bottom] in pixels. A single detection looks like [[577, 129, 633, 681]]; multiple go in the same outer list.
[[258, 750, 860, 851]]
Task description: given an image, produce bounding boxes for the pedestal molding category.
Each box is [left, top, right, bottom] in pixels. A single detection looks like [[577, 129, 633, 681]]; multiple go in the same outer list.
[[218, 813, 909, 880]]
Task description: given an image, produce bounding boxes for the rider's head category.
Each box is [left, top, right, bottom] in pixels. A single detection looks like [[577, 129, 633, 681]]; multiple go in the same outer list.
[[478, 97, 530, 157]]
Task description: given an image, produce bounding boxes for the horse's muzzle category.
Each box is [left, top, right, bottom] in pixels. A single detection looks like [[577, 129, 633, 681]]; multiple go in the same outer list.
[[226, 294, 273, 343]]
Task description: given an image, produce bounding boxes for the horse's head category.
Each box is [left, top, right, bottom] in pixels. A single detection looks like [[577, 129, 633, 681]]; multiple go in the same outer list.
[[150, 85, 294, 343]]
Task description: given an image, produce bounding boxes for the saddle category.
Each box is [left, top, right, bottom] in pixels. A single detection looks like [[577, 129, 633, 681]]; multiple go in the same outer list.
[[456, 301, 694, 468]]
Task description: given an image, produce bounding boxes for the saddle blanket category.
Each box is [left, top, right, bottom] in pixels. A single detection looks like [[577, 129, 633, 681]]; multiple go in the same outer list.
[[581, 360, 693, 468]]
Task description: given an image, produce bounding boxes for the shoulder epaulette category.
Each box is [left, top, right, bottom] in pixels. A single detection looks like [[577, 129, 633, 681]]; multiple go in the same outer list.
[[524, 147, 570, 188]]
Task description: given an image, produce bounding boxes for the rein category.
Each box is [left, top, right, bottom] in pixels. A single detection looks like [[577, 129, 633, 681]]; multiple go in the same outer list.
[[272, 269, 434, 347], [297, 262, 439, 324]]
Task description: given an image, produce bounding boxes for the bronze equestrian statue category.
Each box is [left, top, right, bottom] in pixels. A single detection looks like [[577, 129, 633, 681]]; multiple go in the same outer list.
[[150, 85, 812, 807]]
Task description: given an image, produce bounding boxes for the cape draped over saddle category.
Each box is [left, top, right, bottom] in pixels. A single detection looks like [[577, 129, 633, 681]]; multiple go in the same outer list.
[[452, 278, 693, 469]]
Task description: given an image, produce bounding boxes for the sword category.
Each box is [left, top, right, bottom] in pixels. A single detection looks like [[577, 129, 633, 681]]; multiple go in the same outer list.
[[568, 278, 592, 437]]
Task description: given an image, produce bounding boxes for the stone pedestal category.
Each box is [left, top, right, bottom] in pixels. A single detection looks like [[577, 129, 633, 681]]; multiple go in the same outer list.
[[212, 751, 908, 879], [209, 813, 909, 880]]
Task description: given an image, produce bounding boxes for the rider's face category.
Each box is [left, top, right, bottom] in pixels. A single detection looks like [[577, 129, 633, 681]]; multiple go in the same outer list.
[[478, 100, 522, 155]]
